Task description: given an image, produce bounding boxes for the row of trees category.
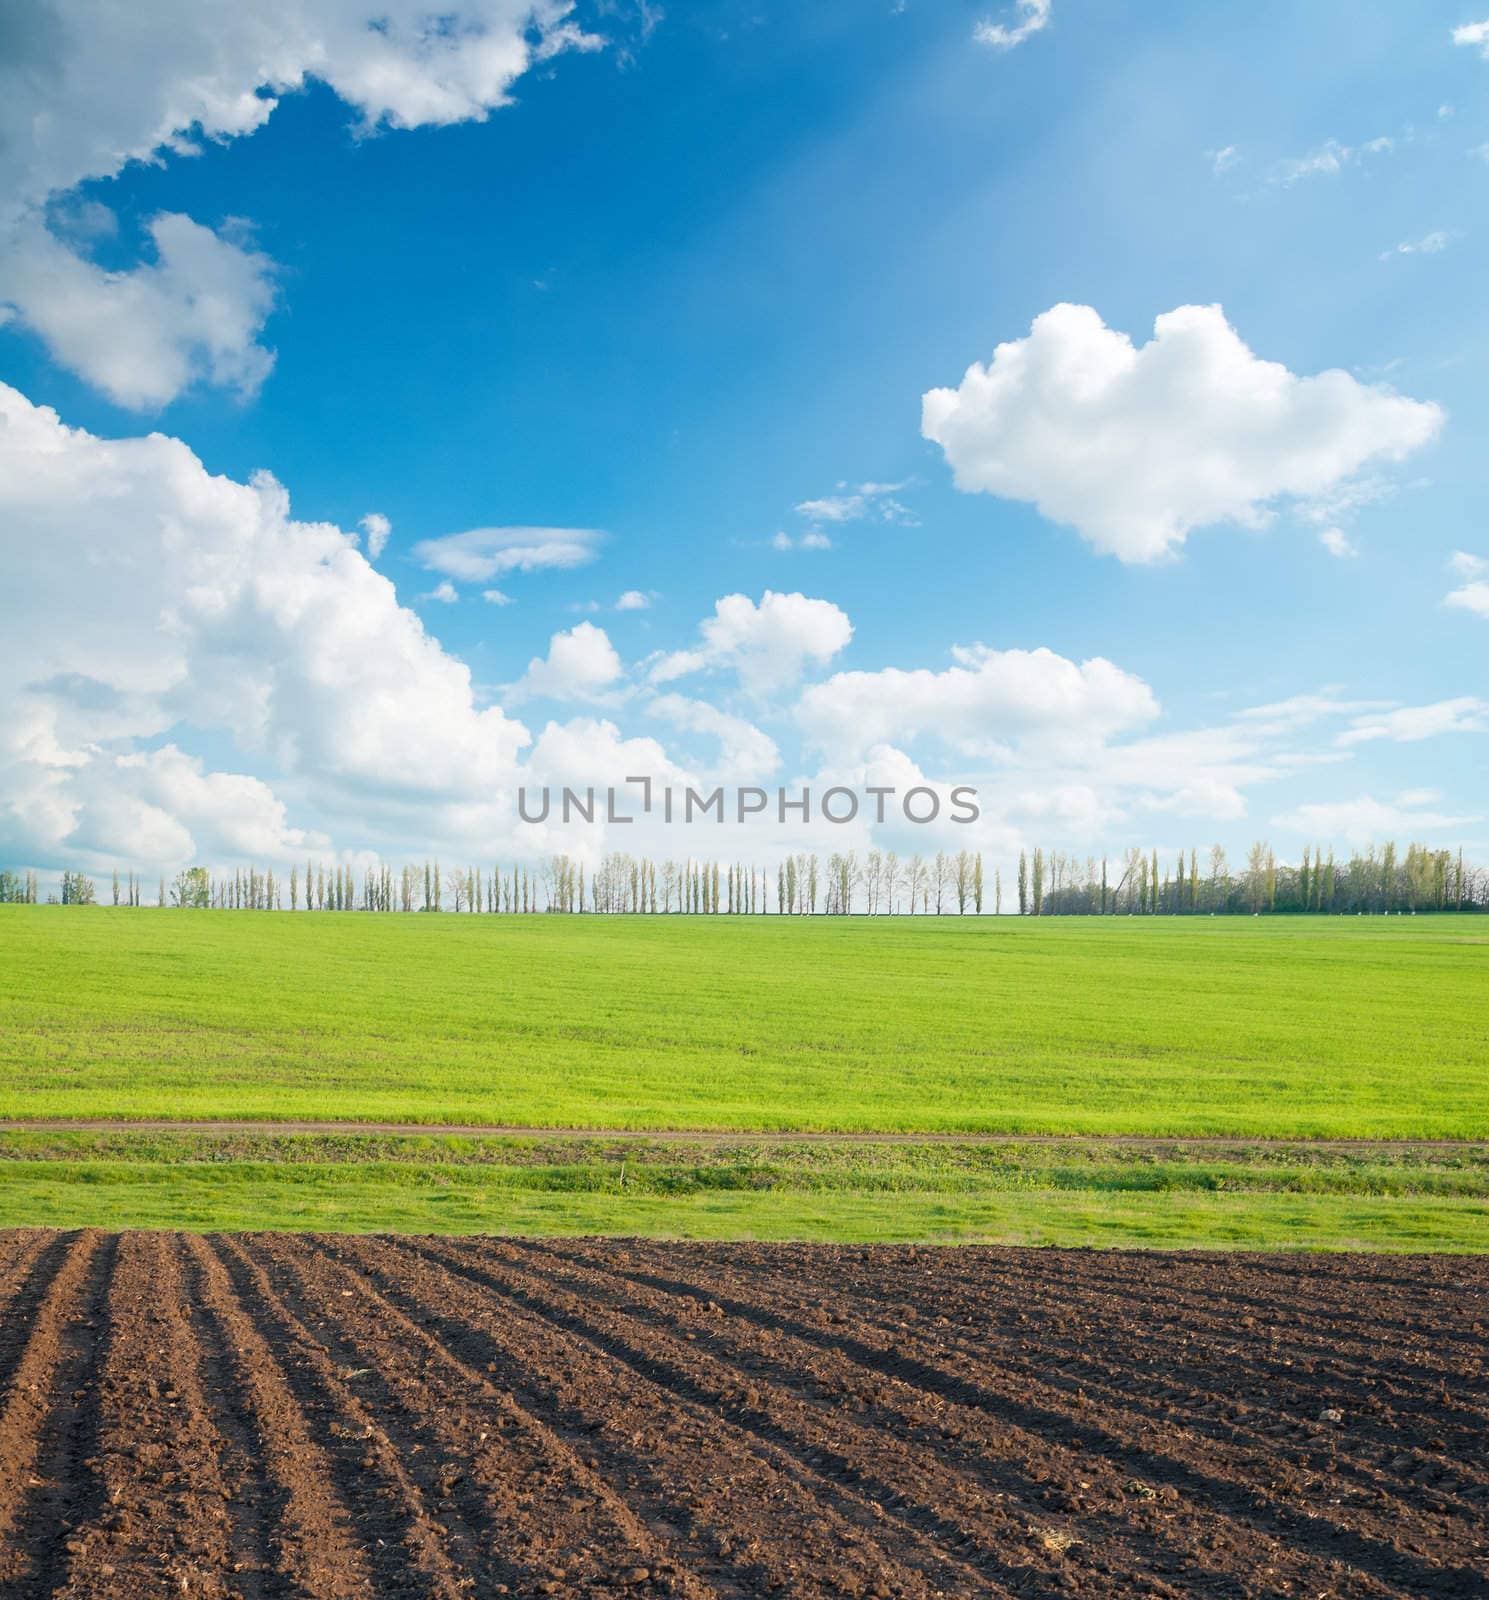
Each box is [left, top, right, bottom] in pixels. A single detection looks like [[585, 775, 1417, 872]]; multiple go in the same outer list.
[[5, 840, 1484, 915], [1017, 842, 1487, 916]]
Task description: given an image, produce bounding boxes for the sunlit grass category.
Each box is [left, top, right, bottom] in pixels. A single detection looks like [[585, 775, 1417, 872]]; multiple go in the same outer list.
[[2, 906, 1484, 1136]]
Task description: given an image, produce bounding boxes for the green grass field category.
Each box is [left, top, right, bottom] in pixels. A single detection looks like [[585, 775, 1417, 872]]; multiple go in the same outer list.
[[2, 907, 1485, 1247], [3, 906, 1485, 1134]]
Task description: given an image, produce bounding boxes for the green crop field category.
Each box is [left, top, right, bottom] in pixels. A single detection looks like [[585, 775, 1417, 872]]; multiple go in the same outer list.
[[2, 906, 1485, 1248]]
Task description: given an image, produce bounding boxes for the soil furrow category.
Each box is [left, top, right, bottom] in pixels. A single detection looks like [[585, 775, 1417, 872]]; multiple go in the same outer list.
[[205, 1233, 471, 1600], [504, 1237, 1397, 1600], [0, 1230, 109, 1591], [246, 1231, 719, 1599], [555, 1241, 1482, 1596], [181, 1233, 379, 1597], [47, 1233, 245, 1597], [366, 1233, 973, 1599], [413, 1235, 1060, 1600], [0, 1232, 1481, 1599]]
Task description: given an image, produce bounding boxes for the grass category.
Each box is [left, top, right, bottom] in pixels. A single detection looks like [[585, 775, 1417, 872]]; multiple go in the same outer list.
[[2, 907, 1484, 1247], [0, 1153, 1481, 1249], [2, 906, 1485, 1137], [0, 1129, 1484, 1251]]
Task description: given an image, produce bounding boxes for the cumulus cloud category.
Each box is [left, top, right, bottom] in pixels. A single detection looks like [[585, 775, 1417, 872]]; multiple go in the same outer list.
[[922, 302, 1443, 562], [1445, 581, 1489, 619], [649, 591, 853, 697], [507, 622, 625, 704], [615, 589, 653, 611], [412, 526, 603, 584], [0, 214, 277, 409], [0, 1, 606, 405], [973, 0, 1050, 51], [1453, 19, 1489, 58], [0, 382, 530, 868], [795, 644, 1159, 761], [1319, 528, 1358, 559]]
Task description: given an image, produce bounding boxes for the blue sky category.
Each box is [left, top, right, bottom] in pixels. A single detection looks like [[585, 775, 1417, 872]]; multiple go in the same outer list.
[[1, 0, 1486, 882]]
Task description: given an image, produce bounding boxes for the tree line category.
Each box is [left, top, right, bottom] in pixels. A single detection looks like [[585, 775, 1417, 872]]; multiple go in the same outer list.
[[1015, 841, 1486, 916], [3, 839, 1483, 914]]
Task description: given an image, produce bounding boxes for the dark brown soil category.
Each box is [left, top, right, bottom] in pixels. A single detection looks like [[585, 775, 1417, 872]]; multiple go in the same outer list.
[[0, 1233, 1483, 1598]]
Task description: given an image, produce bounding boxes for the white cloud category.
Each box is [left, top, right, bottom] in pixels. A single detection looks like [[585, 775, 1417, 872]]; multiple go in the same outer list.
[[508, 622, 625, 704], [1274, 138, 1353, 184], [1452, 19, 1489, 57], [615, 589, 653, 611], [1445, 581, 1489, 619], [481, 588, 515, 606], [646, 695, 780, 783], [0, 214, 276, 409], [922, 302, 1443, 563], [1273, 792, 1480, 844], [1338, 698, 1488, 745], [1269, 133, 1400, 188], [973, 0, 1050, 51], [413, 525, 603, 583], [1380, 230, 1454, 260], [0, 382, 531, 871], [1445, 552, 1489, 617], [1237, 691, 1388, 731], [795, 643, 1158, 761], [422, 581, 460, 603], [359, 512, 391, 560], [1319, 527, 1358, 559], [1209, 145, 1240, 175], [793, 482, 915, 528], [649, 591, 853, 697], [0, 1, 607, 406], [0, 1, 605, 213]]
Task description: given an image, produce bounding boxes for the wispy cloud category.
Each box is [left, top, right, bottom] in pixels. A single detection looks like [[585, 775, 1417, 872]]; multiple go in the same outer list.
[[412, 526, 603, 585], [1380, 230, 1455, 260], [973, 0, 1049, 51]]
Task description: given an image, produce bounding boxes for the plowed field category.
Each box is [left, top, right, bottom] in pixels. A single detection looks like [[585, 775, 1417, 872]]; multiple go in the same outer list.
[[0, 1232, 1483, 1598]]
